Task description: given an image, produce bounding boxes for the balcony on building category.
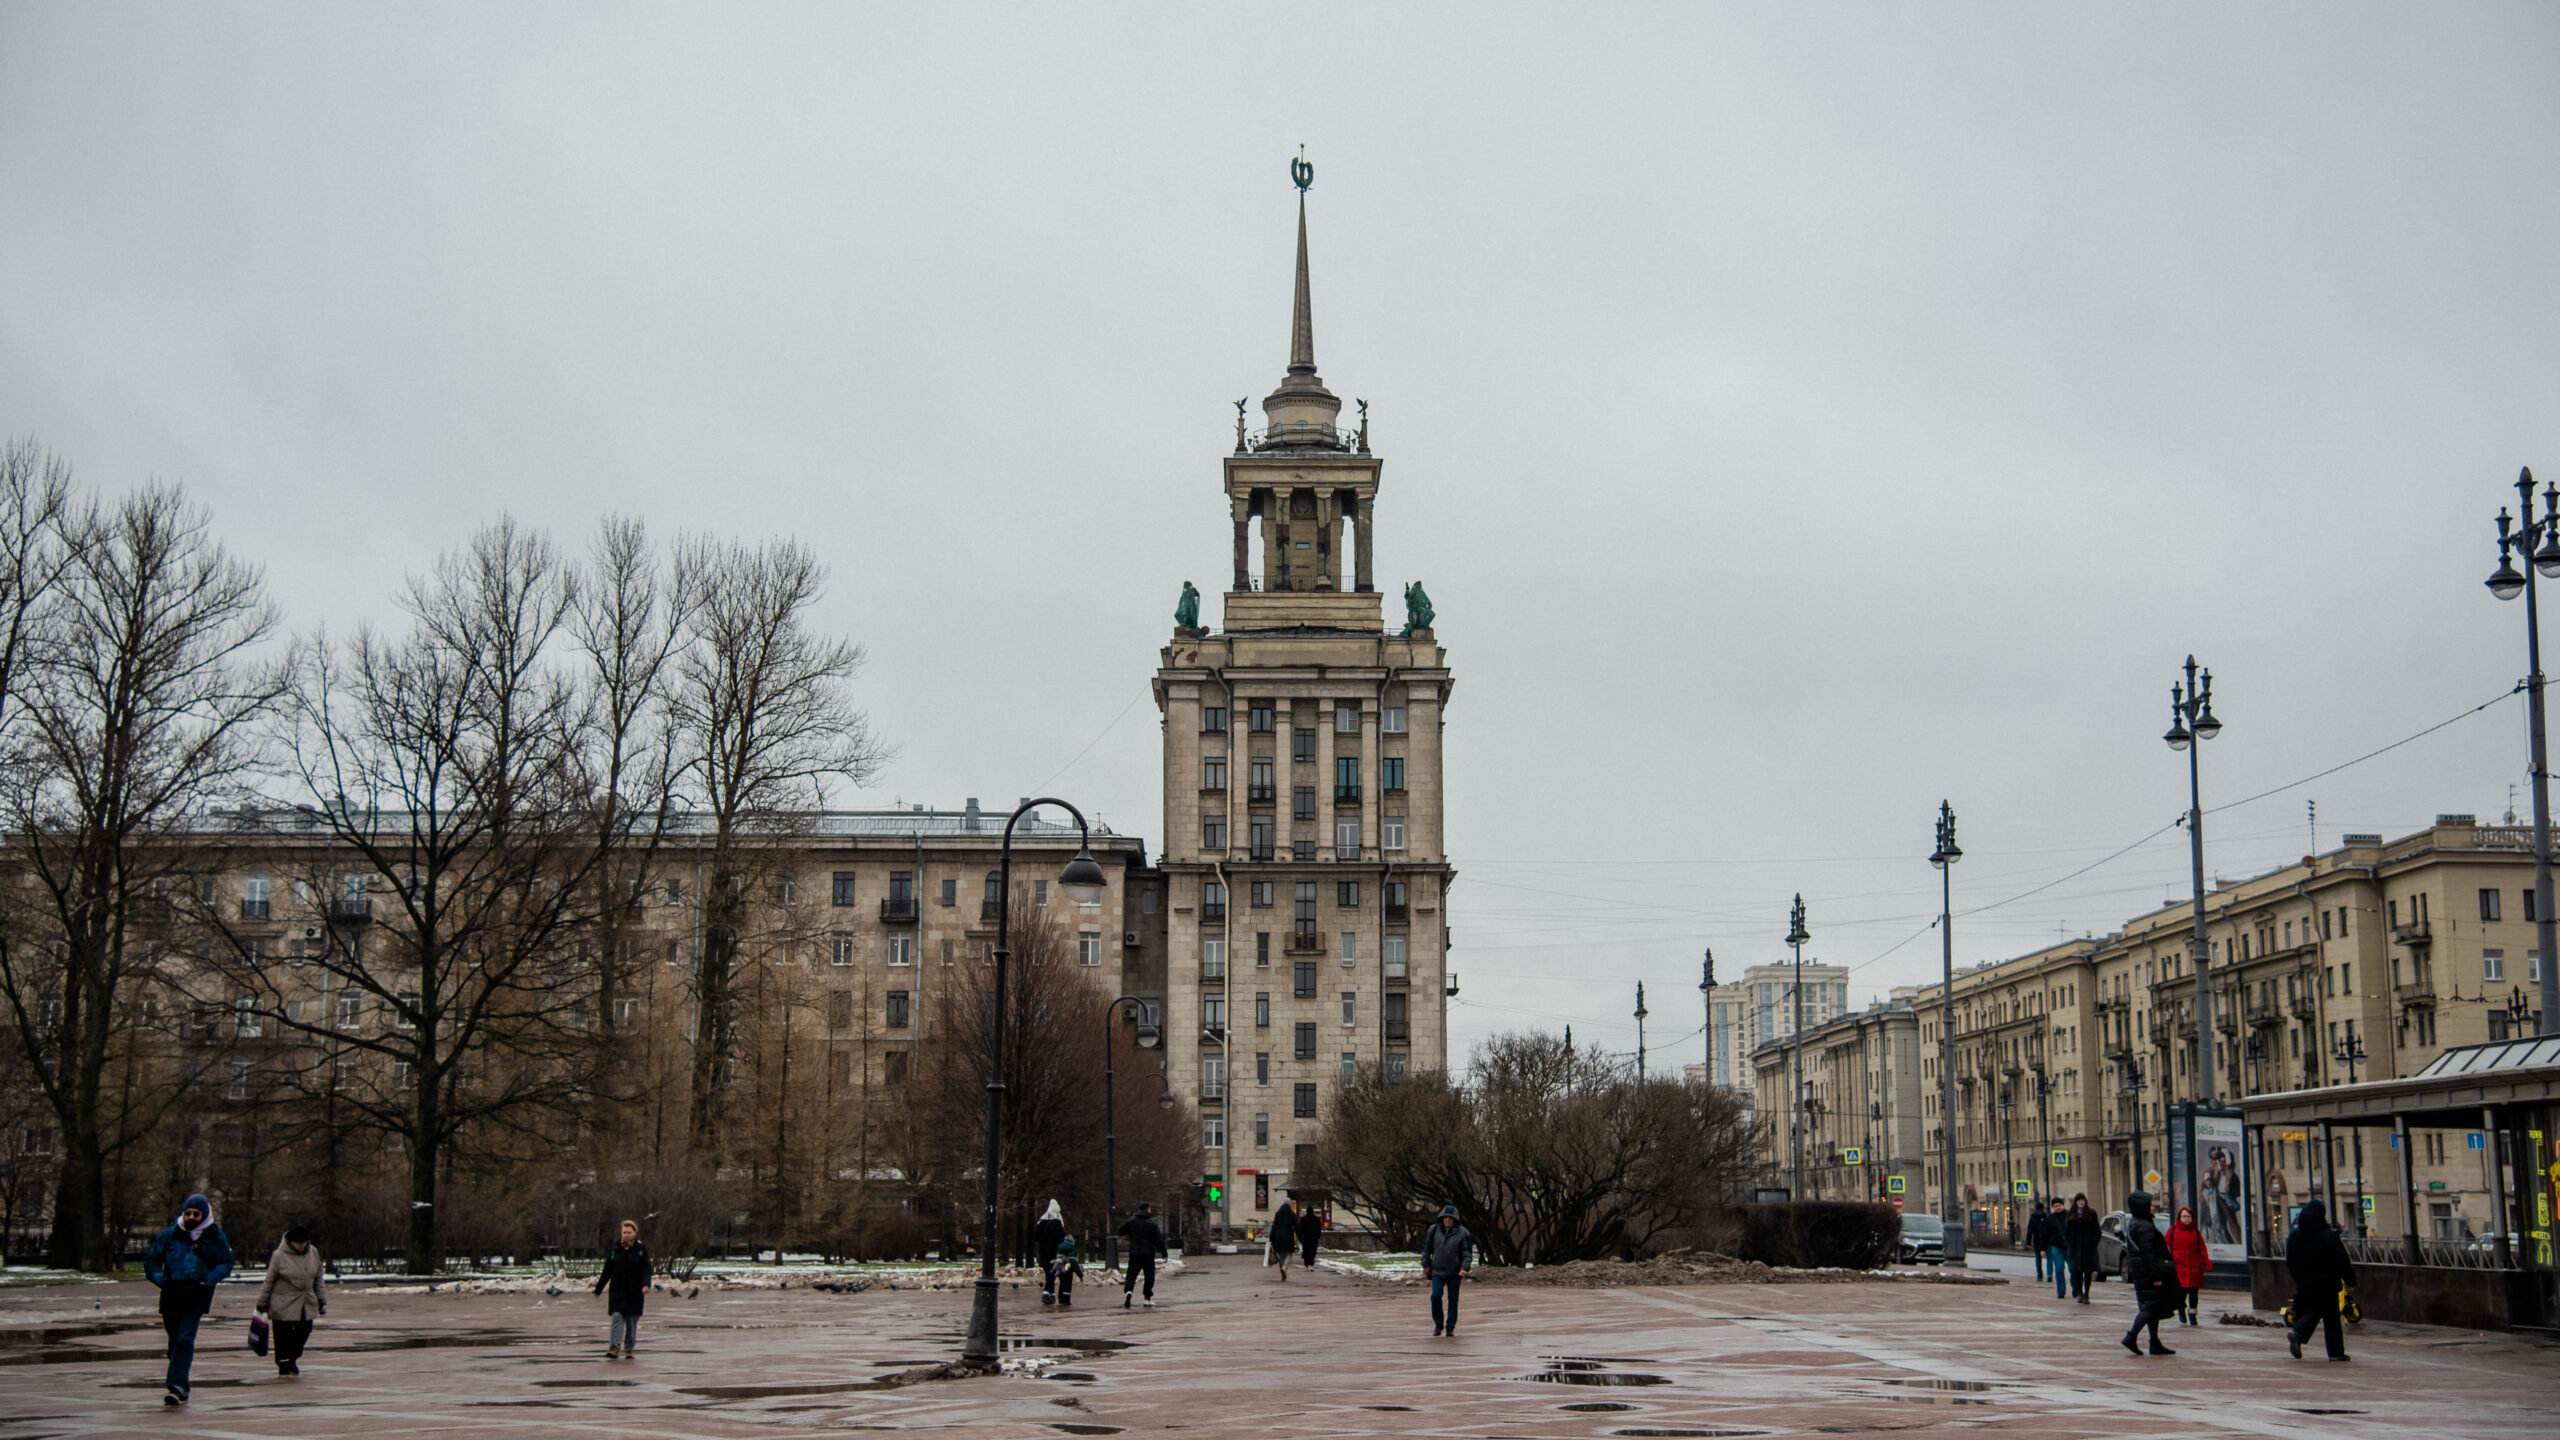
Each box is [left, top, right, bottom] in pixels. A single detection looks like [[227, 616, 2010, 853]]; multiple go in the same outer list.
[[1383, 1020, 1411, 1045], [1248, 784, 1275, 804], [981, 899, 1002, 920], [1335, 785, 1360, 805], [326, 899, 372, 926], [2392, 918, 2432, 945], [879, 897, 919, 925], [2289, 991, 2320, 1020], [1383, 960, 1409, 987], [1201, 958, 1226, 983], [239, 898, 270, 921], [1202, 901, 1226, 924], [2245, 994, 2285, 1029], [1199, 1080, 1225, 1103], [1287, 927, 1323, 953], [1385, 900, 1408, 923], [2393, 980, 2437, 1009]]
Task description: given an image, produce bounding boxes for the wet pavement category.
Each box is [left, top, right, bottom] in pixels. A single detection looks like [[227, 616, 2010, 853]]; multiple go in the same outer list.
[[0, 1253, 2552, 1437]]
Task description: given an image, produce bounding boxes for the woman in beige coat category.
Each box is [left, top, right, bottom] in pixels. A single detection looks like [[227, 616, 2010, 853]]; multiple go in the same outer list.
[[254, 1227, 325, 1376]]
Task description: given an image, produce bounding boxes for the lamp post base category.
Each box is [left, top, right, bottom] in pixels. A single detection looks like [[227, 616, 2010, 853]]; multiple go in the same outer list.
[[962, 1277, 1000, 1366]]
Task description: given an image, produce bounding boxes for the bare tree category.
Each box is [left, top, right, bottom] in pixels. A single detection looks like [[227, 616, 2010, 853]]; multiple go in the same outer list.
[[666, 537, 888, 1159], [1314, 1031, 1757, 1264], [0, 479, 281, 1270]]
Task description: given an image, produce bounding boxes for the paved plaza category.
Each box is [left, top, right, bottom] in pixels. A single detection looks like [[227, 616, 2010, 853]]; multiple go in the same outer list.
[[1, 1255, 2553, 1439]]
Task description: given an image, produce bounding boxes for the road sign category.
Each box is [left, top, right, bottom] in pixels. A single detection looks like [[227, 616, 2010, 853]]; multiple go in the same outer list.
[[1891, 1196, 1905, 1211], [1843, 1146, 1863, 1166], [2360, 1194, 2376, 1217], [2012, 1179, 2032, 1199], [2050, 1148, 2069, 1169], [2144, 1170, 2162, 1190], [2467, 1132, 2486, 1150], [1886, 1174, 1907, 1195]]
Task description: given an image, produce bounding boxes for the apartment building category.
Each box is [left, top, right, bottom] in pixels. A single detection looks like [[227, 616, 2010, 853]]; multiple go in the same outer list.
[[1708, 961, 1850, 1092], [1152, 192, 1456, 1232], [1747, 998, 1923, 1201]]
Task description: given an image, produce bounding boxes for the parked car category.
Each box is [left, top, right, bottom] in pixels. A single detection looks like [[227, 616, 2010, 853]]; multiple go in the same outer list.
[[1897, 1213, 1946, 1265], [2095, 1210, 2128, 1279]]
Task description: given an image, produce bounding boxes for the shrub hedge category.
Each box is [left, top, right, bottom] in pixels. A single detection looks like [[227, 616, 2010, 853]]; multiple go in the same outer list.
[[1705, 1201, 1901, 1270]]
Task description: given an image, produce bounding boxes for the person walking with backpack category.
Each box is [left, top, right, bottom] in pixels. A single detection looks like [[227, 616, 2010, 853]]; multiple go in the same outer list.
[[2064, 1194, 2101, 1304], [2116, 1192, 2178, 1357], [593, 1220, 653, 1359], [1422, 1205, 1474, 1336], [1035, 1200, 1067, 1305], [2283, 1198, 2356, 1362], [1117, 1202, 1165, 1308], [2167, 1204, 2213, 1325], [254, 1226, 325, 1377], [144, 1192, 236, 1406], [1048, 1235, 1085, 1306], [1266, 1197, 1299, 1281]]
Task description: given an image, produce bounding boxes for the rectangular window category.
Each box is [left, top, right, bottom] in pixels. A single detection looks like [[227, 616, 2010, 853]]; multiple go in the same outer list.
[[1255, 992, 1271, 1027], [235, 995, 262, 1038], [1295, 961, 1317, 999], [1336, 703, 1358, 733], [831, 934, 856, 966], [889, 870, 914, 907], [1249, 814, 1273, 858], [1256, 931, 1271, 966], [1382, 756, 1405, 791], [337, 991, 362, 1027], [1387, 1053, 1408, 1078], [884, 1051, 909, 1085], [1079, 931, 1102, 966], [1203, 816, 1227, 849], [1249, 702, 1275, 733], [1204, 936, 1227, 978], [1342, 991, 1356, 1026], [1035, 879, 1049, 906], [1337, 881, 1360, 908], [397, 991, 418, 1029], [2483, 888, 2504, 922], [1384, 990, 1409, 1041], [942, 939, 954, 965], [1293, 785, 1315, 821], [886, 991, 910, 1029], [827, 990, 853, 1028], [1143, 888, 1159, 915], [2486, 949, 2505, 982], [1295, 1020, 1317, 1058], [1203, 1054, 1225, 1099], [1204, 880, 1227, 917], [1204, 755, 1227, 790], [1292, 726, 1315, 763], [1204, 704, 1228, 733], [1255, 1112, 1270, 1147], [1252, 880, 1274, 907], [1335, 755, 1360, 797], [832, 871, 858, 906], [1383, 934, 1408, 980], [1383, 815, 1406, 850], [1204, 1114, 1226, 1148], [2527, 892, 2539, 923], [1336, 818, 1360, 857], [1342, 1051, 1356, 1080], [888, 935, 914, 966], [1339, 931, 1356, 963], [242, 873, 269, 920], [1381, 706, 1406, 733], [228, 1056, 251, 1102], [1249, 756, 1275, 800], [1294, 1080, 1317, 1117], [1256, 1051, 1271, 1084], [1205, 994, 1227, 1031]]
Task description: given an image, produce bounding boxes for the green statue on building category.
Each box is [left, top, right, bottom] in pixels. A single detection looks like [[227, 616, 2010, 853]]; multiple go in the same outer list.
[[1175, 580, 1200, 631], [1402, 581, 1434, 636]]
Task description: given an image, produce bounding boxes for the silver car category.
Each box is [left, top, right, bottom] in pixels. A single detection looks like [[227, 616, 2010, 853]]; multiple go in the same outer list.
[[1897, 1213, 1946, 1265]]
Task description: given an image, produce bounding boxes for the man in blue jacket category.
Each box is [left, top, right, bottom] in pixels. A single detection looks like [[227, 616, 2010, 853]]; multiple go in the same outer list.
[[144, 1192, 236, 1405], [1422, 1205, 1474, 1336]]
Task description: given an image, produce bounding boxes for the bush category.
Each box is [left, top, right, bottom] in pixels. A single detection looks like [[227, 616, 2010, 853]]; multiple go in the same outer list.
[[1703, 1201, 1900, 1270]]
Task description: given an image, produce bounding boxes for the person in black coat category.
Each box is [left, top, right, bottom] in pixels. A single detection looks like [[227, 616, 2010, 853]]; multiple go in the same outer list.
[[593, 1220, 653, 1359], [1116, 1203, 1166, 1308], [2283, 1198, 2357, 1361], [1299, 1203, 1321, 1272], [2024, 1202, 2056, 1282], [2063, 1194, 2102, 1304], [2116, 1192, 2178, 1357], [1267, 1198, 1300, 1280], [1035, 1200, 1067, 1305]]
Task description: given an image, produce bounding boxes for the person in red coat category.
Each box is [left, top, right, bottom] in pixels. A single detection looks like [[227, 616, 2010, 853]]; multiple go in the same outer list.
[[2167, 1203, 2213, 1325]]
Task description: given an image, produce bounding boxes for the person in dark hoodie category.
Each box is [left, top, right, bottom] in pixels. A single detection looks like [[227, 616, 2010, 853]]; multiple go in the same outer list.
[[144, 1192, 236, 1406], [2283, 1198, 2356, 1361], [1298, 1202, 1322, 1273], [1267, 1197, 1300, 1281], [2116, 1191, 2177, 1357], [1422, 1205, 1474, 1336], [592, 1219, 653, 1359], [1117, 1202, 1165, 1308], [2025, 1198, 2055, 1283], [1035, 1200, 1068, 1305], [2063, 1194, 2102, 1304]]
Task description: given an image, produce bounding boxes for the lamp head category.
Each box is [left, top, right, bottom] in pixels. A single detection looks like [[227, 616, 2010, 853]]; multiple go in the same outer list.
[[1058, 847, 1108, 906], [2192, 701, 2222, 742], [1135, 1021, 1161, 1050], [1156, 1087, 1177, 1110]]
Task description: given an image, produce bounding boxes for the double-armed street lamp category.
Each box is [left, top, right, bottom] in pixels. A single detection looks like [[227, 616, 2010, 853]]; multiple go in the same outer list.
[[2164, 657, 2225, 1101], [1100, 996, 1170, 1271], [2121, 1059, 2148, 1196], [1929, 803, 1960, 1233], [963, 798, 1110, 1367], [1786, 895, 1810, 1200], [2333, 1023, 2369, 1233], [2484, 468, 2560, 1035]]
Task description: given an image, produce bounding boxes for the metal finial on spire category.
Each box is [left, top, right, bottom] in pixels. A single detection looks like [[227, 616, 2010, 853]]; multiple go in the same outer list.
[[1292, 145, 1312, 192]]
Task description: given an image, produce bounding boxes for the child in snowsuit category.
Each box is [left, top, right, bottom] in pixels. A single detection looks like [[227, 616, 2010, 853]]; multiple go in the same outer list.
[[1048, 1235, 1084, 1307]]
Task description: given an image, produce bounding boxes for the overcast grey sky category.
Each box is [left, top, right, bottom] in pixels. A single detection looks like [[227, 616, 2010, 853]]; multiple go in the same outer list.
[[5, 4, 2557, 1066]]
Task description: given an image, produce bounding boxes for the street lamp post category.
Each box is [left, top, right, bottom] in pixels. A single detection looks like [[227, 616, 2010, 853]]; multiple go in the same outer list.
[[1699, 950, 1716, 1088], [2164, 657, 2225, 1101], [2333, 1023, 2369, 1234], [1997, 1089, 2016, 1244], [2033, 1067, 2051, 1208], [2122, 1060, 2148, 1200], [2485, 467, 2560, 1035], [1634, 982, 1649, 1081], [1786, 895, 1810, 1200], [1929, 803, 1961, 1234], [1100, 996, 1164, 1271], [962, 798, 1110, 1367]]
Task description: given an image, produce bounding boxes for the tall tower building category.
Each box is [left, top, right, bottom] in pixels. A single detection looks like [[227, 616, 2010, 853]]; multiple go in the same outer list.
[[1153, 168, 1455, 1235]]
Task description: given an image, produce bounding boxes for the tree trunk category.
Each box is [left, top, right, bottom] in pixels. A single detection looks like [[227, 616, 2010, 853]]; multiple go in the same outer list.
[[45, 1137, 106, 1271], [405, 1082, 440, 1274]]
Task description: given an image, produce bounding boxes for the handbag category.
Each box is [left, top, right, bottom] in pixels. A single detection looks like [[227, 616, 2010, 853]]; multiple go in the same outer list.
[[248, 1314, 270, 1357]]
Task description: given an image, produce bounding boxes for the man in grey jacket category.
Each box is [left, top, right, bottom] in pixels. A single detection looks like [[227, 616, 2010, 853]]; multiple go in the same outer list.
[[1422, 1205, 1474, 1336]]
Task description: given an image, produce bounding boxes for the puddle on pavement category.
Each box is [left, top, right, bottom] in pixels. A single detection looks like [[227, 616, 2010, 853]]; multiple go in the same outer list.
[[1050, 1426, 1124, 1436], [111, 1377, 248, 1389], [0, 1324, 150, 1348], [2292, 1410, 2367, 1416], [1881, 1395, 1990, 1406], [677, 1380, 892, 1401], [1003, 1337, 1131, 1352], [534, 1379, 638, 1388], [1880, 1379, 2014, 1392], [1524, 1367, 1670, 1387], [1360, 1405, 1415, 1411], [1611, 1431, 1767, 1438], [1049, 1371, 1098, 1382], [1543, 1355, 1655, 1366], [1560, 1402, 1637, 1412]]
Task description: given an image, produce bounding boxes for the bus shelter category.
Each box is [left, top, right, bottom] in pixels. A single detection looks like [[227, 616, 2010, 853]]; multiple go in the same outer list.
[[2239, 1036, 2560, 1330]]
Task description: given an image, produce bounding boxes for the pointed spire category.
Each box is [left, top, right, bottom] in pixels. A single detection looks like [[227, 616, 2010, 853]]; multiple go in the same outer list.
[[1289, 192, 1315, 376]]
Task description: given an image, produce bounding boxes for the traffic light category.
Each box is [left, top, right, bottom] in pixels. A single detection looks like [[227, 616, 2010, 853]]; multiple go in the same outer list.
[[1203, 1174, 1224, 1207]]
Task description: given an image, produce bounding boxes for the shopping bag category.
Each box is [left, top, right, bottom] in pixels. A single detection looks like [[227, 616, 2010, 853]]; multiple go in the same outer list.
[[247, 1314, 270, 1357]]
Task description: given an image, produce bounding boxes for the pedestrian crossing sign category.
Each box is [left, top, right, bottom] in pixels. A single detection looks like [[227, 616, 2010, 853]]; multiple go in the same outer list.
[[2050, 1148, 2069, 1169], [2360, 1194, 2375, 1217], [2011, 1179, 2032, 1199], [1843, 1146, 1863, 1165], [1886, 1175, 1906, 1195]]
